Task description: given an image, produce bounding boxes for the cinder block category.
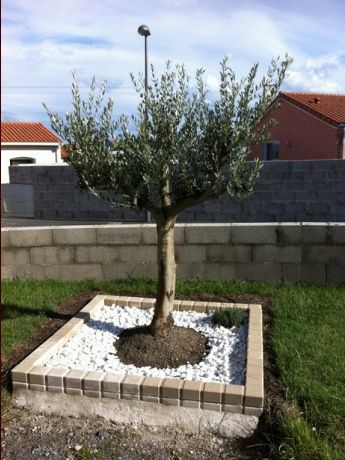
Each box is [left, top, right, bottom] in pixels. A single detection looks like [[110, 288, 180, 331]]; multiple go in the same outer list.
[[181, 380, 204, 401], [97, 226, 142, 245], [175, 245, 206, 263], [244, 406, 263, 416], [231, 225, 278, 245], [84, 371, 106, 391], [301, 224, 329, 244], [253, 245, 301, 263], [281, 264, 302, 283], [185, 225, 230, 244], [2, 248, 30, 266], [141, 376, 162, 398], [223, 384, 244, 405], [204, 263, 236, 281], [65, 369, 87, 389], [142, 225, 185, 244], [1, 230, 9, 248], [235, 263, 282, 282], [327, 265, 345, 284], [30, 247, 74, 265], [53, 228, 97, 245], [121, 374, 143, 395], [58, 264, 103, 281], [161, 397, 179, 406], [176, 263, 206, 280], [117, 245, 156, 263], [84, 390, 101, 398], [15, 264, 60, 280], [102, 262, 157, 280], [330, 225, 345, 244], [75, 246, 117, 264], [161, 378, 182, 399], [203, 382, 224, 403], [181, 400, 200, 409], [245, 384, 264, 407], [278, 224, 301, 245], [303, 246, 345, 264], [8, 229, 53, 247], [202, 402, 221, 411], [222, 404, 243, 413], [1, 265, 16, 281], [46, 367, 69, 387], [206, 245, 251, 263]]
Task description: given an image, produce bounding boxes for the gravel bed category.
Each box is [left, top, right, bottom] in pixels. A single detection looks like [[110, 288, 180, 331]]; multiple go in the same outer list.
[[46, 305, 247, 384]]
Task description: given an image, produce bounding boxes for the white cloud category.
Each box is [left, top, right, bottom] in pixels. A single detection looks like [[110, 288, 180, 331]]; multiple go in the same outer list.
[[2, 0, 345, 122]]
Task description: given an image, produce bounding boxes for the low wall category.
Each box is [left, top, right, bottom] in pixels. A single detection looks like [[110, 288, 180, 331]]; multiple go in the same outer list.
[[7, 159, 345, 222], [1, 223, 344, 284]]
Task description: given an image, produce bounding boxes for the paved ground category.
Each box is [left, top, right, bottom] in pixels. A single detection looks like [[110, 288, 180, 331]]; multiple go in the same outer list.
[[1, 218, 143, 228]]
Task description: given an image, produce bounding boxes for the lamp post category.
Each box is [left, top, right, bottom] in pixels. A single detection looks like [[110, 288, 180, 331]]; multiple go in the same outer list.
[[138, 24, 151, 223]]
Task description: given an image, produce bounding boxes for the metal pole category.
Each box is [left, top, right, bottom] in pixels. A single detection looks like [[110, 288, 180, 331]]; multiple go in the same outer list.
[[144, 35, 150, 222]]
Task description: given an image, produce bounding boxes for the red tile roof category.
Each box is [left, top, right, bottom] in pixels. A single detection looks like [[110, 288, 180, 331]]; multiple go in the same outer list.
[[280, 92, 345, 126], [1, 122, 61, 143]]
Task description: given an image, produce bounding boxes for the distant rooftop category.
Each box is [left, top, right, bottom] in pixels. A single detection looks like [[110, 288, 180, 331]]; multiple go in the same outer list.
[[1, 122, 61, 143], [280, 92, 345, 126]]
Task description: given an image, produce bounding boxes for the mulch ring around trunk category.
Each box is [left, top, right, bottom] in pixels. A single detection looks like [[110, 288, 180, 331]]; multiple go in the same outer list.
[[116, 324, 209, 368]]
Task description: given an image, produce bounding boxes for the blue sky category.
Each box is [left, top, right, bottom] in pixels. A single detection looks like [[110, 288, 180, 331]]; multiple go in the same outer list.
[[2, 0, 345, 126]]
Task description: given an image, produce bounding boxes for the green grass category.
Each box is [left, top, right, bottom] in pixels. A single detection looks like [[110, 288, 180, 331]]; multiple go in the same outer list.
[[1, 279, 345, 459]]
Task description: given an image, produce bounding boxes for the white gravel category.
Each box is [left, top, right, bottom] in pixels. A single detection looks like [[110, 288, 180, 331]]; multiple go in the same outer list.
[[46, 305, 248, 384]]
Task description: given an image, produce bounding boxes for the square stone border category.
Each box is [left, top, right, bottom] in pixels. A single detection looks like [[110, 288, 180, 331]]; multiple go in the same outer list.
[[11, 295, 264, 416]]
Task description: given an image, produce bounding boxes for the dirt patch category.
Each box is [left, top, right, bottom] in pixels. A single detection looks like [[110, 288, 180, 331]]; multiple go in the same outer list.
[[116, 325, 208, 368]]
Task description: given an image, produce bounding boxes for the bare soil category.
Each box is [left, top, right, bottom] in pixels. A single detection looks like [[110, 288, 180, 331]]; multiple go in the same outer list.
[[116, 324, 208, 368], [2, 290, 283, 459]]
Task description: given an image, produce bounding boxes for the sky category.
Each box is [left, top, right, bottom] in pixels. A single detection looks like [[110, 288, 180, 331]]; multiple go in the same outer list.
[[2, 0, 345, 126]]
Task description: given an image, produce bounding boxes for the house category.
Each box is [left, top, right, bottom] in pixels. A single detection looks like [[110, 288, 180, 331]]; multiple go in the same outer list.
[[1, 121, 63, 183], [248, 92, 345, 161]]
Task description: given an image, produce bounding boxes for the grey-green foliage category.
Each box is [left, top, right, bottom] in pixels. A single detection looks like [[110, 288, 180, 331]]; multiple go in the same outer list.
[[44, 55, 291, 219]]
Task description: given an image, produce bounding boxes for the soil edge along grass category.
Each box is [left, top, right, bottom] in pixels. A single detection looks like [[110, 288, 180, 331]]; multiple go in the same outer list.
[[2, 280, 345, 459]]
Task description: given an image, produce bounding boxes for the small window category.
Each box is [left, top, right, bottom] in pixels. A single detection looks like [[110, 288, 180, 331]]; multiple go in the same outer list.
[[261, 142, 280, 161], [10, 157, 36, 166]]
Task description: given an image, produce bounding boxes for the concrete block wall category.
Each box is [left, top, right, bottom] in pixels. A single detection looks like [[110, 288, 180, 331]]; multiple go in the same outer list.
[[2, 223, 344, 284], [7, 160, 345, 222]]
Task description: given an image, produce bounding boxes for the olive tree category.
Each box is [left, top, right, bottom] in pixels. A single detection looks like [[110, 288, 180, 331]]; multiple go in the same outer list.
[[44, 55, 291, 336]]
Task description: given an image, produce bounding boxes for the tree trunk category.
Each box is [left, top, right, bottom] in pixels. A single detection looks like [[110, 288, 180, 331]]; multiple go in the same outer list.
[[151, 218, 176, 336]]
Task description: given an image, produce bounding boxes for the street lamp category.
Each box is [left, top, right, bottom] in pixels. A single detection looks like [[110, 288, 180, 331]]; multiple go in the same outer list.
[[137, 24, 151, 223]]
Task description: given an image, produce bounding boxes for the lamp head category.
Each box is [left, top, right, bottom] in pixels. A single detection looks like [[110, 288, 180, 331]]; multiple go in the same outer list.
[[138, 25, 151, 37]]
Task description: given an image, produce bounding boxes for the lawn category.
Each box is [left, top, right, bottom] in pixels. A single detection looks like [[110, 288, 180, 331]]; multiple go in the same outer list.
[[1, 279, 345, 459]]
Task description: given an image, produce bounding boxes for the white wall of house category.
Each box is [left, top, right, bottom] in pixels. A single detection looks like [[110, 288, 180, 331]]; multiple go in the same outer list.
[[1, 143, 63, 183]]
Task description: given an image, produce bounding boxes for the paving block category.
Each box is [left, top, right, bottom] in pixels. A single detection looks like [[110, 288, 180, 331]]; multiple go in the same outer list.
[[222, 404, 243, 413], [102, 373, 125, 393], [245, 385, 264, 407], [223, 384, 244, 405], [121, 374, 144, 395], [161, 397, 179, 406], [202, 402, 221, 411], [141, 377, 162, 398], [84, 390, 101, 398], [181, 380, 204, 401], [84, 371, 106, 391], [181, 400, 200, 409], [28, 366, 51, 385], [202, 382, 224, 403], [244, 406, 263, 416], [161, 378, 182, 399], [65, 369, 87, 389], [46, 368, 69, 387]]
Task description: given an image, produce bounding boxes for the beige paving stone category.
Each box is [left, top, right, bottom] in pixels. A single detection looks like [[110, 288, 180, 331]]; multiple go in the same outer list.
[[161, 378, 182, 399], [102, 373, 125, 393], [104, 296, 120, 306], [46, 367, 69, 387], [181, 400, 200, 409], [202, 402, 221, 411], [142, 298, 156, 309], [28, 384, 46, 392], [65, 388, 83, 396], [80, 295, 107, 317], [222, 404, 243, 414], [12, 382, 28, 390], [206, 302, 221, 313], [128, 297, 144, 308], [223, 384, 244, 405], [141, 376, 162, 398], [102, 392, 120, 400], [46, 386, 64, 394], [11, 360, 36, 383], [244, 406, 263, 416], [203, 382, 224, 403], [28, 366, 51, 385], [161, 398, 179, 406], [65, 369, 87, 389], [193, 302, 208, 313], [179, 300, 194, 312], [115, 296, 131, 307], [121, 393, 140, 401], [173, 300, 182, 311], [84, 390, 101, 398], [245, 385, 264, 407], [142, 396, 159, 403], [181, 380, 204, 401], [84, 371, 106, 391], [121, 374, 144, 395]]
